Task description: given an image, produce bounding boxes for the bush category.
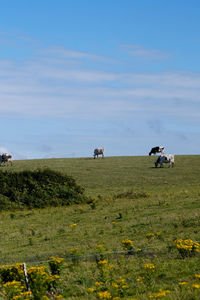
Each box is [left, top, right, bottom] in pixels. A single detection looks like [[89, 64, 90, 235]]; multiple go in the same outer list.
[[0, 263, 25, 283], [0, 194, 18, 210], [175, 239, 200, 258], [0, 169, 88, 210]]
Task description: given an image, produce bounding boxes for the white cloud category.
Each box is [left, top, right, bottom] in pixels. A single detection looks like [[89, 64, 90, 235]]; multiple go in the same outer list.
[[0, 44, 199, 123], [121, 44, 171, 60], [39, 46, 116, 62], [123, 71, 200, 88]]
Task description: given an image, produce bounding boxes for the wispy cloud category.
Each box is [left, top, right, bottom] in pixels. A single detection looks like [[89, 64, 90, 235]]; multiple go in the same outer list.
[[121, 44, 172, 60], [0, 43, 199, 122], [38, 46, 118, 64]]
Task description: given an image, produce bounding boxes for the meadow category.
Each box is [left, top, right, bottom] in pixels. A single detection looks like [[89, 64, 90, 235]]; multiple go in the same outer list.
[[0, 155, 200, 299]]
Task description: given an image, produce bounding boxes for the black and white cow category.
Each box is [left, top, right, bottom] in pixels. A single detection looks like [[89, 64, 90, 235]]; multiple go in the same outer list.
[[149, 146, 165, 156], [0, 153, 12, 166], [155, 154, 175, 168], [93, 148, 104, 159]]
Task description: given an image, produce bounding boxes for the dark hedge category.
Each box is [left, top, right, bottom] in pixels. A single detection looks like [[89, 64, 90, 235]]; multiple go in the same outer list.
[[0, 169, 88, 209]]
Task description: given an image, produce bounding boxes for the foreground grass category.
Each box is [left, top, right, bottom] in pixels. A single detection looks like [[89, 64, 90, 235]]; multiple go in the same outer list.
[[0, 185, 200, 263], [0, 155, 200, 298]]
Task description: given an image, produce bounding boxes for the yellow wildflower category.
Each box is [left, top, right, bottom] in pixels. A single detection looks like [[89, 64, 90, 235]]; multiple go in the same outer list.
[[69, 247, 77, 254], [178, 281, 188, 285], [144, 263, 155, 270], [121, 239, 134, 250], [156, 231, 162, 236], [192, 284, 200, 289], [98, 259, 108, 266], [95, 281, 103, 286], [175, 239, 200, 256], [97, 244, 105, 250], [116, 278, 126, 284], [122, 285, 129, 289], [146, 233, 154, 239], [149, 289, 170, 298], [69, 223, 77, 228], [3, 281, 22, 288], [49, 256, 64, 263], [136, 277, 144, 283], [87, 287, 95, 293], [98, 290, 112, 299]]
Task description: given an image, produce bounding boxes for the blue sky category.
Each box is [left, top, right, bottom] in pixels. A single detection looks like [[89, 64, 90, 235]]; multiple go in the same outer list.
[[0, 0, 200, 159]]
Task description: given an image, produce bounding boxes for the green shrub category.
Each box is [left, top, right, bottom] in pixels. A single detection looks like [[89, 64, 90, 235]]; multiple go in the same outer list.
[[48, 256, 65, 275], [0, 169, 88, 210], [0, 194, 18, 210], [0, 263, 25, 283]]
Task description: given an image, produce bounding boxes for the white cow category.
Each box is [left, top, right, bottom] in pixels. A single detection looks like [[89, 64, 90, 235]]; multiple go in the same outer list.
[[0, 153, 12, 166], [93, 147, 104, 159], [155, 154, 175, 168]]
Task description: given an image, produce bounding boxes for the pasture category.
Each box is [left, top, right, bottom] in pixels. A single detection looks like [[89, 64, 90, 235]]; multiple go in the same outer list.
[[0, 155, 200, 299]]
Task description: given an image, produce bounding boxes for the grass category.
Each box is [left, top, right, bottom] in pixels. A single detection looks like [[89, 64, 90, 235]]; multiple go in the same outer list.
[[8, 155, 200, 197], [0, 155, 200, 299]]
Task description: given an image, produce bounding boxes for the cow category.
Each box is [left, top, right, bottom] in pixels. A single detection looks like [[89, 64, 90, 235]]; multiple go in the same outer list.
[[149, 146, 165, 156], [155, 154, 175, 168], [0, 153, 12, 166], [93, 147, 104, 159]]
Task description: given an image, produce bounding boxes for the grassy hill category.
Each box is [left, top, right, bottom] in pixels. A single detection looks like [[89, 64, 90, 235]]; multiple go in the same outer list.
[[9, 155, 200, 197], [0, 155, 200, 299]]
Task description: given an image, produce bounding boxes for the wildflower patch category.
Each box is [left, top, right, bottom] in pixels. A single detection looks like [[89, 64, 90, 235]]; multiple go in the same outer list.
[[175, 239, 200, 258]]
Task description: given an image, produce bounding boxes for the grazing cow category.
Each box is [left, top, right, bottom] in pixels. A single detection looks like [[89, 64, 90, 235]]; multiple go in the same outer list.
[[149, 146, 165, 156], [0, 153, 12, 166], [155, 154, 175, 168], [93, 147, 104, 159]]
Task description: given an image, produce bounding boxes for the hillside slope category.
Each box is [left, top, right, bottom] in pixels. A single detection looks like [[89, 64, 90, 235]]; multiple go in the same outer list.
[[7, 155, 200, 197]]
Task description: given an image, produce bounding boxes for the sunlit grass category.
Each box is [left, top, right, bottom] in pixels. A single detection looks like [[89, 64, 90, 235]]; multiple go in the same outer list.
[[0, 155, 199, 298]]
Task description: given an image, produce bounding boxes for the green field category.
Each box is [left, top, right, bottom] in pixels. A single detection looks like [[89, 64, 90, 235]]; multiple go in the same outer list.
[[9, 155, 200, 197], [1, 155, 200, 299]]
